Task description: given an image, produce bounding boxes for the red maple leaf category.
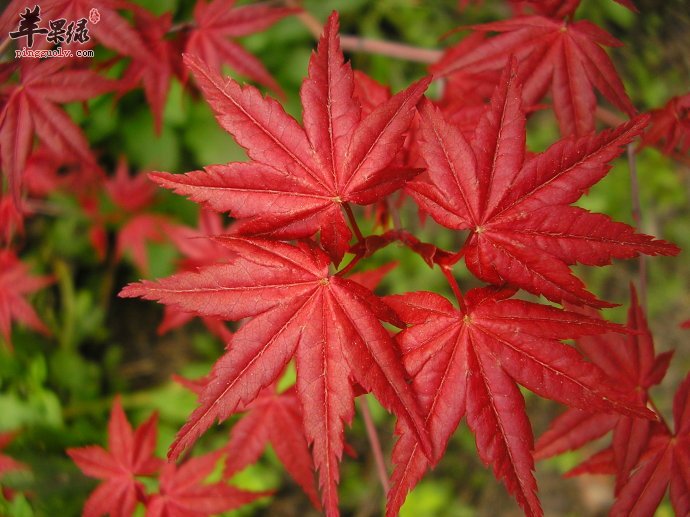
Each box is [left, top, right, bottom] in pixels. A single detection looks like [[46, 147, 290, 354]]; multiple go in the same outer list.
[[120, 237, 431, 515], [222, 385, 320, 509], [432, 12, 636, 136], [120, 8, 177, 134], [94, 159, 183, 274], [535, 285, 673, 494], [409, 62, 678, 307], [158, 210, 234, 341], [151, 12, 429, 264], [67, 396, 162, 517], [640, 92, 690, 159], [184, 0, 297, 94], [174, 374, 318, 505], [384, 286, 652, 517], [0, 58, 114, 197], [0, 195, 25, 245], [145, 450, 270, 517], [610, 373, 690, 516], [0, 249, 52, 350]]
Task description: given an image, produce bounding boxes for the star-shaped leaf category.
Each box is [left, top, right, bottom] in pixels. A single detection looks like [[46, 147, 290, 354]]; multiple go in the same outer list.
[[410, 62, 678, 307], [185, 0, 298, 94], [611, 373, 690, 516], [67, 396, 162, 517], [0, 250, 52, 350], [145, 451, 270, 517], [120, 237, 430, 515], [384, 287, 653, 517], [152, 12, 429, 264], [0, 58, 114, 197], [432, 14, 636, 136], [535, 285, 674, 492]]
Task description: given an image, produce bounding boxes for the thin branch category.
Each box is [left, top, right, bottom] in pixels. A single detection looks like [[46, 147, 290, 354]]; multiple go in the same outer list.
[[291, 3, 442, 64], [441, 266, 465, 311], [336, 252, 363, 277], [627, 143, 647, 310], [340, 35, 442, 64], [344, 202, 365, 243], [595, 106, 627, 127], [358, 397, 390, 495], [168, 21, 195, 34]]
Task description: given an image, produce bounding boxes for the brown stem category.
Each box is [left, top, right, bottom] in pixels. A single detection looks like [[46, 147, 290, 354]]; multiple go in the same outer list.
[[168, 21, 195, 34], [344, 202, 365, 243], [441, 266, 465, 311], [336, 252, 363, 277], [627, 143, 647, 310], [340, 35, 442, 64], [358, 397, 390, 495], [595, 106, 627, 127], [291, 3, 442, 64]]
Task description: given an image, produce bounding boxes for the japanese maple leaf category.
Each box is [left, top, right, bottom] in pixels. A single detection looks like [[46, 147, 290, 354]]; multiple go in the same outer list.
[[384, 286, 652, 517], [120, 237, 431, 516], [640, 92, 690, 158], [185, 0, 297, 94], [409, 62, 678, 307], [176, 375, 316, 503], [0, 195, 25, 245], [432, 13, 636, 136], [0, 58, 114, 198], [222, 385, 320, 509], [151, 12, 430, 264], [0, 250, 52, 350], [120, 8, 176, 134], [98, 160, 183, 274], [67, 396, 162, 517], [145, 451, 270, 517], [534, 285, 673, 491], [158, 211, 234, 342], [610, 373, 690, 516]]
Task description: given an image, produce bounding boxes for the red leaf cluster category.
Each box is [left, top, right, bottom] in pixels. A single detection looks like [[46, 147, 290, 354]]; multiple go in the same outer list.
[[68, 396, 268, 517], [0, 1, 686, 515], [119, 9, 680, 517]]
